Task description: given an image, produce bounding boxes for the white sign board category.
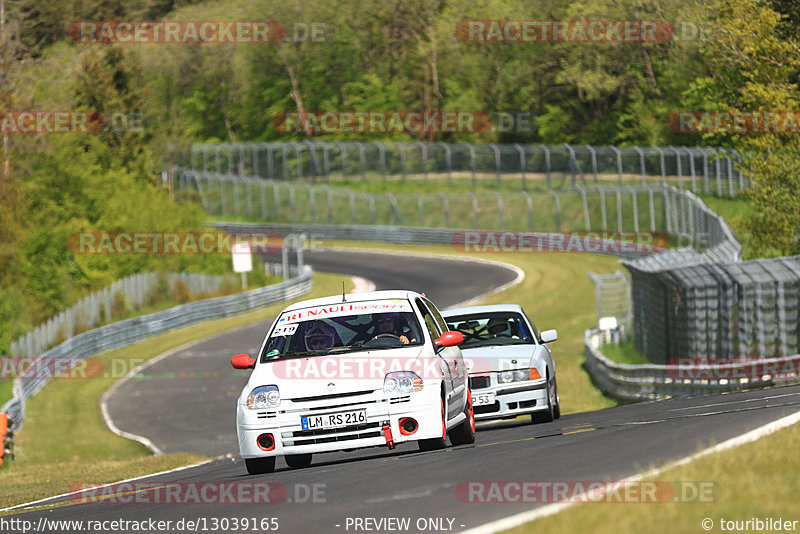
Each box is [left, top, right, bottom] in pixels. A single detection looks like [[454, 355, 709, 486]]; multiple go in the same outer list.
[[232, 242, 253, 273]]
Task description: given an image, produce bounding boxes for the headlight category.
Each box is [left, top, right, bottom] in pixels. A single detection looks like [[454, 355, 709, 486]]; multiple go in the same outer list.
[[497, 369, 530, 383], [384, 371, 423, 395], [246, 385, 280, 409]]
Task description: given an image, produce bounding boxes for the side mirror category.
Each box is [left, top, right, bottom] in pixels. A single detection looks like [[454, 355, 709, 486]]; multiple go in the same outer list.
[[231, 353, 256, 369], [435, 331, 463, 348], [540, 330, 558, 344]]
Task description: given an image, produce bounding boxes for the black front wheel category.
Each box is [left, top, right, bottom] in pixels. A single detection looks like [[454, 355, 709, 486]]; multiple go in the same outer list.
[[531, 375, 556, 424], [245, 457, 276, 475], [449, 390, 476, 446], [418, 396, 447, 451], [285, 454, 313, 469]]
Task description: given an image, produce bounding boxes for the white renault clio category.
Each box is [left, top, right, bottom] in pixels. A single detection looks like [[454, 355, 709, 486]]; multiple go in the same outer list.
[[231, 290, 475, 474]]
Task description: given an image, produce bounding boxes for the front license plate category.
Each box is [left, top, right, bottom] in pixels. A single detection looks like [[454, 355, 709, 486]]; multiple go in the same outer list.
[[301, 409, 367, 430], [472, 392, 495, 406]]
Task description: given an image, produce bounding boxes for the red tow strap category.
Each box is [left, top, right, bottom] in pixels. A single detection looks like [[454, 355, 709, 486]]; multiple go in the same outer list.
[[382, 424, 395, 450]]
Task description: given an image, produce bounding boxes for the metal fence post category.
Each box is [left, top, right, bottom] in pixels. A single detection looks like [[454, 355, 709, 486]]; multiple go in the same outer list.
[[549, 190, 561, 231], [374, 141, 386, 182], [493, 191, 504, 230], [467, 143, 476, 187], [633, 146, 646, 185], [586, 145, 599, 185], [400, 143, 407, 182], [575, 185, 591, 231], [514, 144, 526, 190], [469, 192, 479, 229], [521, 190, 533, 231], [541, 145, 552, 190], [416, 141, 429, 183], [610, 146, 623, 187], [439, 193, 450, 229], [306, 184, 315, 223], [440, 142, 453, 185], [356, 141, 366, 182], [415, 193, 424, 227], [490, 144, 501, 188]]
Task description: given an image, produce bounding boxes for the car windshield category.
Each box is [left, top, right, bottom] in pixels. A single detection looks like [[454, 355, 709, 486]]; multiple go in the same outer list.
[[445, 312, 534, 349], [260, 300, 423, 361]]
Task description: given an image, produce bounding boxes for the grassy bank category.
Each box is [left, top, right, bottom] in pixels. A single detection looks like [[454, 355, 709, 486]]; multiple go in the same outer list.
[[0, 272, 351, 509], [506, 415, 800, 533]]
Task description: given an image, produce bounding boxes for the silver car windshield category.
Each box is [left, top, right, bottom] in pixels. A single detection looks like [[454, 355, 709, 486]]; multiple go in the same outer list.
[[445, 312, 534, 349], [260, 311, 423, 361]]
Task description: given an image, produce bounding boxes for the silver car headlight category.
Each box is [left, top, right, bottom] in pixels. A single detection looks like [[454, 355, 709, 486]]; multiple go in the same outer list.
[[384, 371, 423, 395], [497, 369, 529, 383], [246, 385, 280, 409]]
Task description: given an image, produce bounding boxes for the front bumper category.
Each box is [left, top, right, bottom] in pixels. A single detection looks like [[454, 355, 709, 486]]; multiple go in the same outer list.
[[469, 374, 548, 420], [237, 387, 443, 458]]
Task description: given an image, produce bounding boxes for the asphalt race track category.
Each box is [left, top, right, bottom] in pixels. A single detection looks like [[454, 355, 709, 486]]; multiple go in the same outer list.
[[6, 249, 800, 534]]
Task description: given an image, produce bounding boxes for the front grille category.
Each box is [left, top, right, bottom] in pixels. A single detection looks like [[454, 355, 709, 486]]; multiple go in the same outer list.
[[284, 422, 383, 446], [290, 390, 374, 403], [470, 375, 490, 390], [474, 401, 500, 414], [256, 411, 278, 420]]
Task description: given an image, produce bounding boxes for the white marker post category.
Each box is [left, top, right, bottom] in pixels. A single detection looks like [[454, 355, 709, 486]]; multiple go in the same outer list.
[[232, 241, 253, 292]]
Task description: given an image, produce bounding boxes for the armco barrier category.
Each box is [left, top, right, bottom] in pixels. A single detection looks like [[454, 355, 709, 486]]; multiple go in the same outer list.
[[0, 267, 312, 435], [585, 328, 800, 401]]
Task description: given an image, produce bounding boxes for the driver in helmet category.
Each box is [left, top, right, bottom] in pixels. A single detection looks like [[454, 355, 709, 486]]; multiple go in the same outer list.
[[373, 313, 416, 345], [304, 321, 336, 351]]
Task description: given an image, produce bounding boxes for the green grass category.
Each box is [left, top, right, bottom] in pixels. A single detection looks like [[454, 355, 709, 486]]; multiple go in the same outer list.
[[597, 339, 649, 365], [505, 417, 800, 533], [316, 239, 622, 414], [0, 272, 352, 509], [698, 193, 780, 260]]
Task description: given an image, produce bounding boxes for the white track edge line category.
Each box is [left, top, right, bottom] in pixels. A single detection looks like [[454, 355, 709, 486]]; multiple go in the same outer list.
[[460, 409, 800, 534]]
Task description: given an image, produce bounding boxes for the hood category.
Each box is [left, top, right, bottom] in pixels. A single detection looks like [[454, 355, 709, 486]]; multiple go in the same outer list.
[[244, 345, 426, 399], [459, 344, 536, 374]]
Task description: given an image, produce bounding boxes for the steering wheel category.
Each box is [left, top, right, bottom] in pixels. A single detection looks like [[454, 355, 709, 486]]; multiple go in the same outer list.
[[373, 333, 401, 340], [364, 333, 403, 347]]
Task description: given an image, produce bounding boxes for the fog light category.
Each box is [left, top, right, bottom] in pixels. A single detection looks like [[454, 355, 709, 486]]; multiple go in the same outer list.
[[399, 417, 418, 435], [256, 433, 275, 451]]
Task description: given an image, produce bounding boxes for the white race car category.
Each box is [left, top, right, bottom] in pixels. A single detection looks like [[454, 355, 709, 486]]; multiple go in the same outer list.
[[231, 290, 475, 474], [442, 305, 560, 424]]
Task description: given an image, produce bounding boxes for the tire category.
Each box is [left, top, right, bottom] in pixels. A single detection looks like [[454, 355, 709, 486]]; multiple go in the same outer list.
[[449, 388, 476, 446], [552, 378, 561, 419], [418, 395, 447, 451], [531, 373, 556, 424], [245, 456, 276, 475], [285, 454, 313, 469]]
